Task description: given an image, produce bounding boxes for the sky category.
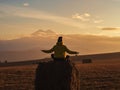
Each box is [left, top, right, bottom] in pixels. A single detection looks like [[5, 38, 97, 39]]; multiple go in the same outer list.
[[0, 0, 120, 40]]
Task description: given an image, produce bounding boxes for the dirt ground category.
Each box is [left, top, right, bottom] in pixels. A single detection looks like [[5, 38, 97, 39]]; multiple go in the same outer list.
[[0, 61, 120, 90]]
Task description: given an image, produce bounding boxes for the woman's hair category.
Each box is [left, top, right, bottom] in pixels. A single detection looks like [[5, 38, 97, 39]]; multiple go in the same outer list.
[[57, 36, 62, 42]]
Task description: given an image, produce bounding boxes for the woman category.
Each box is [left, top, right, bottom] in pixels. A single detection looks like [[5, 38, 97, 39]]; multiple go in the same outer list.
[[41, 37, 79, 61]]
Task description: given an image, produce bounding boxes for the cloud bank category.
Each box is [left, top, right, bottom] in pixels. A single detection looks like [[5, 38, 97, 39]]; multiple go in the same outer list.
[[0, 4, 88, 29], [101, 27, 120, 30], [72, 13, 90, 21], [72, 13, 104, 24]]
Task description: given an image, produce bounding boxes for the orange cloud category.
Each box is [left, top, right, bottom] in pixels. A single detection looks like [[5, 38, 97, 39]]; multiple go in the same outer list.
[[72, 13, 104, 24], [72, 13, 90, 21], [101, 27, 120, 30]]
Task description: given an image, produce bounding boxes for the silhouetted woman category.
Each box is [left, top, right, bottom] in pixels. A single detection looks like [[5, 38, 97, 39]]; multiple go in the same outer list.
[[41, 36, 79, 61]]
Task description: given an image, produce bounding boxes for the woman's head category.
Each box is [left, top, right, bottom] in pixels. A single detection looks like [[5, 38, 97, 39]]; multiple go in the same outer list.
[[56, 36, 63, 45], [57, 36, 63, 42]]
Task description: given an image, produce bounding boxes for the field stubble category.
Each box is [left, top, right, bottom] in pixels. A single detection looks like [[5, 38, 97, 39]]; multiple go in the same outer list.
[[0, 61, 120, 90], [0, 65, 37, 90], [77, 63, 120, 90]]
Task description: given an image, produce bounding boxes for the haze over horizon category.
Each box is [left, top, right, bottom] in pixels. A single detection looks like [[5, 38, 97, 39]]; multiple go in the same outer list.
[[0, 29, 120, 53], [0, 29, 120, 61]]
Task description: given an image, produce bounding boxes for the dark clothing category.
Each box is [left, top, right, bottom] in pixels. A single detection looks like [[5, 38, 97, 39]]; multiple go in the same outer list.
[[51, 54, 70, 62]]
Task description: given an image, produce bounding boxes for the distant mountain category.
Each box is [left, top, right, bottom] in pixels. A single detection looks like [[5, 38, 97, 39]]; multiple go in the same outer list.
[[31, 29, 57, 37], [0, 29, 57, 51], [0, 29, 120, 62]]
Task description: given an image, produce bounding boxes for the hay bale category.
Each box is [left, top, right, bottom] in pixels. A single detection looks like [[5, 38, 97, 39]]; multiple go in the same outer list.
[[35, 61, 80, 90]]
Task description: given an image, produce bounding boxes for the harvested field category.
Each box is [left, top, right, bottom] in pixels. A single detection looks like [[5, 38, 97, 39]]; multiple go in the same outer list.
[[77, 63, 120, 90], [0, 65, 37, 90], [0, 61, 120, 90]]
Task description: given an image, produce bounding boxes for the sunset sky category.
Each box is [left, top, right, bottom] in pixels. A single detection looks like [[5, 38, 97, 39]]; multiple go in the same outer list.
[[0, 0, 120, 40]]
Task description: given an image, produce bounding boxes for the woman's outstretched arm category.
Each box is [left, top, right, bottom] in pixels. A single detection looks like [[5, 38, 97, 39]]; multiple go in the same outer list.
[[41, 46, 55, 53], [65, 46, 79, 54]]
